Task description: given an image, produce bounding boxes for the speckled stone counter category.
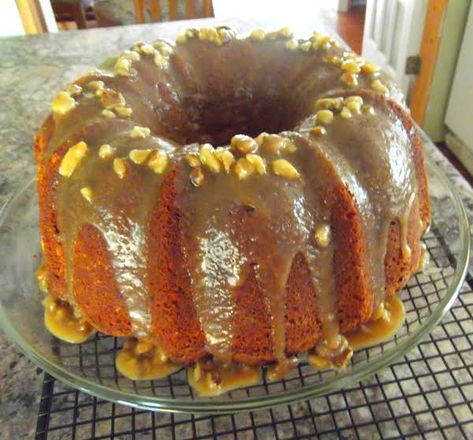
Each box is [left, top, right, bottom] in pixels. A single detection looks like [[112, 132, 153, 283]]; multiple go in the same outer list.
[[1, 20, 473, 439]]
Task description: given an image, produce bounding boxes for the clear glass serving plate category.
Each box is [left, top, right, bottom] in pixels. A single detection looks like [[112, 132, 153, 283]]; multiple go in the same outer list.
[[0, 156, 469, 414]]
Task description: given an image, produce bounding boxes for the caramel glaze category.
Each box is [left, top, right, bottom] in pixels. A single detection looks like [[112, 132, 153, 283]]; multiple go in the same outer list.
[[346, 294, 405, 350], [188, 360, 261, 397], [36, 29, 430, 387], [43, 294, 95, 343], [115, 338, 180, 380]]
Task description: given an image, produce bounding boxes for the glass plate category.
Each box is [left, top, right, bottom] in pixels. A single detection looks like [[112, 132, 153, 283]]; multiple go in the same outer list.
[[0, 156, 470, 414]]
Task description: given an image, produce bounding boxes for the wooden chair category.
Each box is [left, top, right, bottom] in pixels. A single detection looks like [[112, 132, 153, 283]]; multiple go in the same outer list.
[[51, 0, 94, 29], [133, 0, 214, 23]]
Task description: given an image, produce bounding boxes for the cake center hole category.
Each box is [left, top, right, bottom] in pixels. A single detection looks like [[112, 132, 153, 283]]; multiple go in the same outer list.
[[169, 92, 308, 146]]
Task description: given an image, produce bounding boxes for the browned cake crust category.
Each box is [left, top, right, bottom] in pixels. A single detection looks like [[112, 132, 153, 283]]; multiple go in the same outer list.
[[35, 28, 431, 366]]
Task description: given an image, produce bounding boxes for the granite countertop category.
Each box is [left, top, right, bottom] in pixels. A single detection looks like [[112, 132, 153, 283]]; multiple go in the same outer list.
[[1, 20, 473, 439]]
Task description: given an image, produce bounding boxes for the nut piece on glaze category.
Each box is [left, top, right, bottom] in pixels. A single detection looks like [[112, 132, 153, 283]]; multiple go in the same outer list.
[[113, 158, 127, 179], [80, 186, 93, 203], [148, 150, 169, 174], [246, 154, 267, 175], [59, 141, 88, 177], [199, 144, 221, 173], [214, 148, 235, 173], [231, 134, 258, 154], [272, 159, 300, 180], [129, 149, 152, 164], [234, 157, 255, 180], [130, 126, 151, 139], [314, 224, 331, 247], [98, 144, 115, 159], [52, 91, 76, 116], [190, 166, 205, 187]]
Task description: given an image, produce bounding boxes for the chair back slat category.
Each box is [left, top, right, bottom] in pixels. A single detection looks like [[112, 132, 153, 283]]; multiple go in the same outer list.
[[202, 0, 213, 17], [134, 0, 146, 23], [168, 0, 178, 20], [185, 0, 196, 18], [134, 0, 214, 23], [150, 1, 162, 21]]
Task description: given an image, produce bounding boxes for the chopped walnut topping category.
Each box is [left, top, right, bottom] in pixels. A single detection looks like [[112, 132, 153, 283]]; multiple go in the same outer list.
[[314, 97, 343, 111], [344, 95, 363, 113], [370, 79, 388, 94], [316, 109, 334, 125], [246, 154, 267, 175], [114, 57, 133, 76], [361, 61, 380, 74], [249, 29, 265, 41], [199, 144, 221, 173], [255, 132, 269, 147], [98, 144, 115, 159], [100, 89, 126, 109], [154, 41, 173, 56], [198, 27, 223, 45], [309, 335, 353, 369], [266, 27, 293, 40], [314, 224, 331, 247], [115, 106, 133, 117], [324, 55, 343, 66], [135, 340, 154, 355], [80, 186, 93, 203], [311, 33, 336, 50], [341, 72, 359, 86], [285, 141, 297, 153], [272, 159, 300, 180], [234, 158, 255, 180], [59, 141, 88, 177], [129, 149, 151, 164], [67, 84, 82, 96], [176, 33, 188, 44], [362, 104, 375, 115], [148, 149, 169, 174], [231, 134, 258, 154], [299, 41, 312, 52], [138, 43, 156, 55], [185, 153, 201, 168], [285, 39, 299, 51], [101, 109, 116, 119], [214, 148, 235, 173], [345, 95, 363, 104], [52, 91, 76, 116], [123, 50, 140, 61], [278, 27, 293, 38], [113, 158, 127, 179], [193, 361, 203, 382], [154, 52, 169, 69], [148, 150, 169, 174], [311, 126, 326, 136], [372, 302, 390, 321], [86, 80, 105, 94], [257, 133, 295, 154], [130, 126, 151, 139], [340, 107, 352, 119], [190, 166, 205, 187], [341, 59, 361, 74]]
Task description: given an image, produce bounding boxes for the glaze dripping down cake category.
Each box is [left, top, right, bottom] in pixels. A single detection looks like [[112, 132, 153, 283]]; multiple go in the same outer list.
[[35, 26, 430, 394]]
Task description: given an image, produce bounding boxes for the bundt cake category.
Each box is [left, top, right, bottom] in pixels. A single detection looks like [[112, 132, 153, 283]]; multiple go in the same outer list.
[[35, 26, 430, 393]]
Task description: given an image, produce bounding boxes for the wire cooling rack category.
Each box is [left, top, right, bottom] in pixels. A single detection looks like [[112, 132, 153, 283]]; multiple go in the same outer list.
[[34, 227, 473, 439]]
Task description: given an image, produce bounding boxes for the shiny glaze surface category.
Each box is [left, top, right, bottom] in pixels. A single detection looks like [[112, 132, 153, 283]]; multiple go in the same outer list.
[[37, 28, 426, 374]]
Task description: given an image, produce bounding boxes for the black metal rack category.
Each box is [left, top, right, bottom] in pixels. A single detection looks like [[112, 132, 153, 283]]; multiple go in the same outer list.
[[35, 230, 473, 439]]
